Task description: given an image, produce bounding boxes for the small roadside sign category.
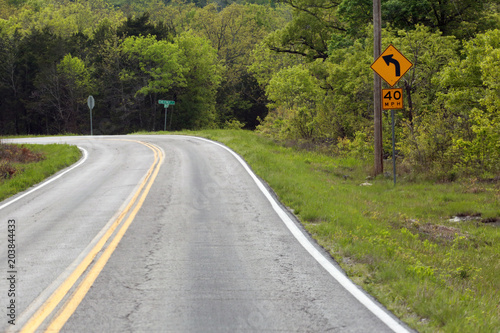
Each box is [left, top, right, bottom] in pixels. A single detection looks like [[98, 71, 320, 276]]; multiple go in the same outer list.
[[158, 100, 175, 106], [87, 95, 95, 110], [382, 88, 404, 110], [371, 44, 413, 87]]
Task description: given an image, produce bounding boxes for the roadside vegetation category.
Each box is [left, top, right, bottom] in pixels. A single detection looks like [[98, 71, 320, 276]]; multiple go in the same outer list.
[[0, 142, 81, 202], [158, 129, 498, 333]]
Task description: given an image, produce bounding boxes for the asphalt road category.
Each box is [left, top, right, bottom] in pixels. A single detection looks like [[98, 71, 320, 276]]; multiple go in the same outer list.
[[0, 135, 411, 332]]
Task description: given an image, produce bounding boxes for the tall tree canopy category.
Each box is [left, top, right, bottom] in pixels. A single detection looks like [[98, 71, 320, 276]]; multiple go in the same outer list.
[[0, 0, 500, 177]]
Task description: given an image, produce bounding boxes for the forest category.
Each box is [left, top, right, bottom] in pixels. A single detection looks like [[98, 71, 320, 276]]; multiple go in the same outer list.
[[1, 0, 500, 179]]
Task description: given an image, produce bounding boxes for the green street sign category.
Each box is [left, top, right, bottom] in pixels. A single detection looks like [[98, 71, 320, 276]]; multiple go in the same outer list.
[[158, 100, 175, 105]]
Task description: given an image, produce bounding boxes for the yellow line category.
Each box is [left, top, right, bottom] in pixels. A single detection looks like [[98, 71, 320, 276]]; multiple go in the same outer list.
[[19, 141, 164, 333], [45, 142, 164, 331]]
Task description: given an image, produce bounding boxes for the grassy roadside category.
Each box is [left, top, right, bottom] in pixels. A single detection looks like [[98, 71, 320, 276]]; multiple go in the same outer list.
[[0, 143, 81, 202], [152, 129, 499, 333]]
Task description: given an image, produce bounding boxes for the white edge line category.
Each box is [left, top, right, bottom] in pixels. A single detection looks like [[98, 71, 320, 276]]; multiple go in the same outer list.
[[192, 136, 410, 333], [0, 147, 88, 211]]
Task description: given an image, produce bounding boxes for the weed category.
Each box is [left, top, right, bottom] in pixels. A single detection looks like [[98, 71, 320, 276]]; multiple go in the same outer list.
[[0, 161, 17, 179]]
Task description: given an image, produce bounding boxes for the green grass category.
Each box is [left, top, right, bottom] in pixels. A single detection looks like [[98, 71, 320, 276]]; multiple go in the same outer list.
[[141, 129, 499, 333], [0, 144, 81, 202]]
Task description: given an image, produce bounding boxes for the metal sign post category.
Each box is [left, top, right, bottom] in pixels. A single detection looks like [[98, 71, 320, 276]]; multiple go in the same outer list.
[[164, 107, 168, 132], [158, 100, 175, 131], [391, 110, 396, 185], [381, 89, 404, 185], [87, 95, 95, 136]]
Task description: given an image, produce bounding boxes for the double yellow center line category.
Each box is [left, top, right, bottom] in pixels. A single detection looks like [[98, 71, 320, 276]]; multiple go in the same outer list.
[[20, 140, 164, 333]]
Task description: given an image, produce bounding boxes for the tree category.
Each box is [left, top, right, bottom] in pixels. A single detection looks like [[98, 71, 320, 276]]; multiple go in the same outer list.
[[33, 54, 92, 133], [0, 26, 75, 134], [88, 21, 131, 134], [119, 32, 222, 130], [117, 12, 174, 40], [435, 29, 500, 175], [1, 0, 125, 38], [318, 38, 374, 140], [268, 0, 343, 60], [249, 39, 304, 89], [193, 3, 281, 127], [121, 35, 184, 95], [385, 25, 459, 126], [382, 0, 499, 39], [261, 64, 323, 139], [337, 0, 372, 39], [0, 29, 23, 134], [172, 31, 223, 129], [120, 34, 184, 130]]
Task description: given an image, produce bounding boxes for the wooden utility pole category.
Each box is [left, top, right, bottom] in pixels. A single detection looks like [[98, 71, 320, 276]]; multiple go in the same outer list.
[[373, 0, 383, 175]]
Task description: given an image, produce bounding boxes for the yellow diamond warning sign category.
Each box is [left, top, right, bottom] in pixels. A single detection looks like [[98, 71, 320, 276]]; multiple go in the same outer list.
[[382, 88, 404, 110], [371, 44, 413, 87]]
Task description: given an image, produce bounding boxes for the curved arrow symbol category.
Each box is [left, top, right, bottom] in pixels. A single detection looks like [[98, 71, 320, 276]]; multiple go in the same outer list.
[[382, 54, 401, 77]]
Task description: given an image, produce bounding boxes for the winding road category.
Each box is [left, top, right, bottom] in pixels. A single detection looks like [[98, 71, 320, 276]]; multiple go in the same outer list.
[[0, 135, 411, 332]]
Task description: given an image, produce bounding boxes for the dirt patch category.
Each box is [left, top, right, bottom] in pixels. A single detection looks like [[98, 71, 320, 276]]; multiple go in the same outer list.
[[0, 161, 17, 179], [419, 223, 468, 241], [449, 213, 500, 227], [449, 213, 482, 223], [406, 220, 468, 242], [481, 217, 500, 227]]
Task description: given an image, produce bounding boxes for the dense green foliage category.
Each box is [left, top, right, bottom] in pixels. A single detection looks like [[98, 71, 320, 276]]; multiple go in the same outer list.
[[0, 0, 281, 133], [1, 0, 500, 177]]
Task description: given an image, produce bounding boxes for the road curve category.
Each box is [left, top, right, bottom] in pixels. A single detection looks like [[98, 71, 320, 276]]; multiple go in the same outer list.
[[0, 135, 411, 332]]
